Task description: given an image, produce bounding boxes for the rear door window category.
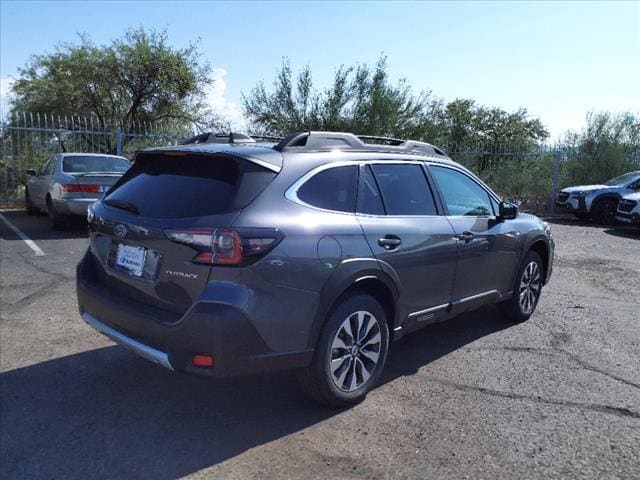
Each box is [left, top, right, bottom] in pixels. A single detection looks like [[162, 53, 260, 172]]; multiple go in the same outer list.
[[297, 165, 358, 212], [104, 153, 276, 218], [371, 163, 438, 215], [358, 165, 385, 215]]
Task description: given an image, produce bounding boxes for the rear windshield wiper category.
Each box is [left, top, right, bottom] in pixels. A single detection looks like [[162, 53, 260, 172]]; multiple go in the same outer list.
[[104, 198, 140, 215]]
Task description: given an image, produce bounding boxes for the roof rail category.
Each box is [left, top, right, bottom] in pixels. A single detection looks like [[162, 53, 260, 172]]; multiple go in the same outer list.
[[274, 131, 364, 151], [181, 132, 269, 145], [274, 131, 446, 156], [357, 135, 405, 146]]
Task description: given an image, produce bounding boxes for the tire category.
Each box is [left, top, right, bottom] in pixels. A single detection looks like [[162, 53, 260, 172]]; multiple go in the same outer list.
[[47, 197, 67, 230], [297, 293, 389, 407], [25, 189, 39, 215], [499, 251, 543, 323], [591, 198, 618, 225]]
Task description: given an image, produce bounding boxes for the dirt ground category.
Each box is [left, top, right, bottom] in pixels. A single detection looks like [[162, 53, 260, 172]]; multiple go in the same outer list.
[[1, 211, 639, 479]]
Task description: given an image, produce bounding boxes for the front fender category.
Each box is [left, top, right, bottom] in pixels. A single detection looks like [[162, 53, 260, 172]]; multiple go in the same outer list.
[[586, 191, 622, 211]]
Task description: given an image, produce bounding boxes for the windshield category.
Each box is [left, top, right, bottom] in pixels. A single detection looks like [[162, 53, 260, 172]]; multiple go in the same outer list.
[[604, 171, 640, 187], [62, 155, 130, 173]]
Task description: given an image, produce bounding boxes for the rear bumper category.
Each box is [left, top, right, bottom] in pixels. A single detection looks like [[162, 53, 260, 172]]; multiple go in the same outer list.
[[82, 312, 173, 370], [76, 249, 313, 377], [55, 197, 98, 216]]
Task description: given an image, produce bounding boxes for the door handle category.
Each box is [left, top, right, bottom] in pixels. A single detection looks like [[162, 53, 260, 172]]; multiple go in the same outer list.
[[378, 235, 402, 250], [457, 231, 475, 243]]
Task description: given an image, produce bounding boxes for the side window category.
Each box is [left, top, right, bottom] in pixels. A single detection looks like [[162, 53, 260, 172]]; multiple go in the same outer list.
[[357, 165, 385, 215], [430, 165, 493, 216], [297, 165, 358, 212], [371, 163, 437, 215], [47, 156, 57, 175], [38, 158, 51, 176], [490, 196, 500, 216]]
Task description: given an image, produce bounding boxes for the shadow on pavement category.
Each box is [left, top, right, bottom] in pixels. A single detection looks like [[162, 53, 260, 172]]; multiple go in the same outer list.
[[0, 307, 510, 479], [547, 216, 639, 234], [603, 227, 640, 240], [0, 209, 88, 241]]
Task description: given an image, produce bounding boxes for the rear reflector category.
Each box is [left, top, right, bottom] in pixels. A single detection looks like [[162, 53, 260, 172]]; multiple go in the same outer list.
[[63, 184, 101, 193], [192, 354, 214, 367]]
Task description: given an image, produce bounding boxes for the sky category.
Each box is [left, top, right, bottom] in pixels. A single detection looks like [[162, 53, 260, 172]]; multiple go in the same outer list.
[[1, 0, 639, 139]]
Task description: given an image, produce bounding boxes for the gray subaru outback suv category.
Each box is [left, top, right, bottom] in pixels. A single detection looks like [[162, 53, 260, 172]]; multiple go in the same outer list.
[[77, 131, 554, 406]]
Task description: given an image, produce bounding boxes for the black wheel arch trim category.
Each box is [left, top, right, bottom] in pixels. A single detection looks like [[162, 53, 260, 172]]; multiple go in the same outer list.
[[591, 192, 621, 210], [522, 234, 552, 284], [307, 258, 400, 349]]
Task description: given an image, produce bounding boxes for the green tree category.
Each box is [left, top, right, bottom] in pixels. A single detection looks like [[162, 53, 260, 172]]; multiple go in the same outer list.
[[242, 56, 443, 140], [242, 56, 548, 157], [10, 28, 218, 151], [560, 111, 640, 186]]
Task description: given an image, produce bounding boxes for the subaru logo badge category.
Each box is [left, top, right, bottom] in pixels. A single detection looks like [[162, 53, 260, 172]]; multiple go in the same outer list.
[[113, 224, 127, 238]]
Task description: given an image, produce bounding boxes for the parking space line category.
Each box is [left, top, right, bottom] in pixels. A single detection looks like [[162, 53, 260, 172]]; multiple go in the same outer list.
[[0, 213, 46, 256]]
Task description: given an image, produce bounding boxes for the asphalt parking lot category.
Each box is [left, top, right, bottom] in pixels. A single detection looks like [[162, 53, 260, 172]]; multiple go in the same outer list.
[[1, 210, 639, 480]]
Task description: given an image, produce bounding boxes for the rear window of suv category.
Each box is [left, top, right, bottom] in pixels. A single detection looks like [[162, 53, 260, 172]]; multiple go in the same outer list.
[[297, 165, 358, 212], [104, 153, 276, 218]]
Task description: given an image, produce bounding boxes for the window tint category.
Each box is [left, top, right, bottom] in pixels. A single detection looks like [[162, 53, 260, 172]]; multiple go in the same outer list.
[[371, 164, 437, 215], [430, 166, 493, 216], [63, 155, 130, 173], [358, 165, 385, 215], [297, 165, 358, 212], [105, 153, 276, 218]]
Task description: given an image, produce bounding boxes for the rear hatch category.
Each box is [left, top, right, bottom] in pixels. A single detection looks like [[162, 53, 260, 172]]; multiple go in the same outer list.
[[88, 151, 278, 317]]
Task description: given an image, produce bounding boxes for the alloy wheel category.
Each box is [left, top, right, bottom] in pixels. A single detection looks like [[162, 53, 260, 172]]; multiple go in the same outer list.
[[329, 310, 382, 392], [519, 261, 541, 315]]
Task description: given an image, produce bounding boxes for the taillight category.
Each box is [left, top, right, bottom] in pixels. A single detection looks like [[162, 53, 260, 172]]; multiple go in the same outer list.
[[63, 184, 101, 193], [164, 228, 280, 266]]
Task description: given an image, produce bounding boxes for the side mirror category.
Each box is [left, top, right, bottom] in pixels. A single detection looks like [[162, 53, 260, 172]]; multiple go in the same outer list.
[[25, 169, 37, 176], [499, 202, 518, 220]]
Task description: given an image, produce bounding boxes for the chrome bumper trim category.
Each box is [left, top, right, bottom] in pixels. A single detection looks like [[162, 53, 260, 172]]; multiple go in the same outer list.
[[82, 312, 174, 371]]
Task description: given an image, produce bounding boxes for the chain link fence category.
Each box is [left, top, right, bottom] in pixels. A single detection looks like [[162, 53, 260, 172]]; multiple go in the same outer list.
[[0, 112, 187, 206], [2, 112, 639, 214]]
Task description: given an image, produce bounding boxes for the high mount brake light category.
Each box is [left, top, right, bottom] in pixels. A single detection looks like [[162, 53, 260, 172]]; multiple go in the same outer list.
[[165, 228, 279, 265], [63, 184, 101, 193]]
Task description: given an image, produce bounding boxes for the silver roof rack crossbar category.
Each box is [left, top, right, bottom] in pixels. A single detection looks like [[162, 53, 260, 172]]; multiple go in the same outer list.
[[274, 131, 446, 156], [181, 132, 264, 145]]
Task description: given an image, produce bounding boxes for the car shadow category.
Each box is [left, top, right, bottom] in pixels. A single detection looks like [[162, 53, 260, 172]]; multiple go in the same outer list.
[[603, 227, 640, 240], [0, 306, 510, 479], [0, 209, 88, 241], [546, 216, 629, 229]]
